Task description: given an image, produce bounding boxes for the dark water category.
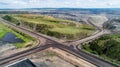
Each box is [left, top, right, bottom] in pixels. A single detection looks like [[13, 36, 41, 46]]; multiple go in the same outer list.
[[2, 32, 24, 43]]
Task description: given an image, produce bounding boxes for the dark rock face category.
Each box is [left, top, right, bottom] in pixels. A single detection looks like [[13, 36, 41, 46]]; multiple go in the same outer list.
[[2, 32, 24, 43], [103, 19, 120, 32]]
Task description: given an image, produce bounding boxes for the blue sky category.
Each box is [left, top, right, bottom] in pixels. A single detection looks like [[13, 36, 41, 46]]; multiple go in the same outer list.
[[0, 0, 120, 8]]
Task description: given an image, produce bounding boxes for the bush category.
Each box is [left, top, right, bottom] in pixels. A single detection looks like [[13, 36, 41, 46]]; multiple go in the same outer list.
[[2, 15, 19, 24], [83, 34, 120, 61]]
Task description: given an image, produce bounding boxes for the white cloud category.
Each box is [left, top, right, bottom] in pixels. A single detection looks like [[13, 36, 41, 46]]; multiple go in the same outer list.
[[0, 0, 120, 8], [12, 1, 27, 5]]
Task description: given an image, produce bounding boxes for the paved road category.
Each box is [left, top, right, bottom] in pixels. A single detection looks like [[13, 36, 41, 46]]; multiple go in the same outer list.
[[52, 43, 116, 67], [0, 44, 51, 66], [0, 18, 117, 67], [69, 19, 105, 46]]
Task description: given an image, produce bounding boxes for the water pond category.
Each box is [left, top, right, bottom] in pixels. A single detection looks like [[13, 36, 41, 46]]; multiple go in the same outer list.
[[2, 32, 24, 43]]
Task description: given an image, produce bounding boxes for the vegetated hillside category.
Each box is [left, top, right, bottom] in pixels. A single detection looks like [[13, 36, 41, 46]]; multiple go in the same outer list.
[[83, 34, 120, 66], [103, 18, 120, 32], [0, 23, 34, 48], [2, 14, 95, 40]]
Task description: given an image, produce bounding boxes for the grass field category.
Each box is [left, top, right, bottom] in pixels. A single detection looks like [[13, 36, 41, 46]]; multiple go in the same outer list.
[[0, 23, 34, 48], [3, 14, 96, 40]]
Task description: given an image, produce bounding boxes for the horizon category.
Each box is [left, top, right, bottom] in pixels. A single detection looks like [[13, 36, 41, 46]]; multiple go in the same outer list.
[[0, 7, 120, 9]]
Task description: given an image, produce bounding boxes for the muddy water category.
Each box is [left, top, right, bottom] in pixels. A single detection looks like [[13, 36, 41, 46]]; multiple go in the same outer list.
[[2, 32, 24, 43]]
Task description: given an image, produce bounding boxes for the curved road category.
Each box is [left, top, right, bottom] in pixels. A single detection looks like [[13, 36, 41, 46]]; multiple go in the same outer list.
[[0, 18, 117, 67], [69, 19, 106, 46]]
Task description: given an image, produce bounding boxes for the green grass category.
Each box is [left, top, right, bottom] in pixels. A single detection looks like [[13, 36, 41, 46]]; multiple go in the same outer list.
[[50, 27, 81, 34], [50, 27, 94, 34], [0, 23, 34, 48], [3, 14, 96, 40], [13, 15, 74, 28], [47, 52, 56, 57], [0, 23, 14, 39]]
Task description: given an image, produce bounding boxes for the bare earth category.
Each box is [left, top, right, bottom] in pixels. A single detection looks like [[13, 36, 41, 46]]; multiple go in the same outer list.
[[0, 48, 29, 59], [49, 47, 96, 67], [2, 47, 96, 67]]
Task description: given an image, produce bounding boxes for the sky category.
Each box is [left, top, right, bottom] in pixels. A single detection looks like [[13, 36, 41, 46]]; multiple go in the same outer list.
[[0, 0, 120, 8]]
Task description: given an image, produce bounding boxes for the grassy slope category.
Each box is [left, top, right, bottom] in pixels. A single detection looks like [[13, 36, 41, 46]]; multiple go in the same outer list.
[[12, 14, 95, 35], [0, 23, 33, 48], [50, 26, 94, 35]]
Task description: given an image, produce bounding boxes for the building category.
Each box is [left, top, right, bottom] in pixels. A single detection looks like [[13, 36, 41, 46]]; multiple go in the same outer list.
[[5, 58, 36, 67]]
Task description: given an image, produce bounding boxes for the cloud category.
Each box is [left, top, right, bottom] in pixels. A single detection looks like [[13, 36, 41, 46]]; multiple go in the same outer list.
[[0, 0, 120, 8], [12, 1, 27, 5], [0, 2, 9, 5]]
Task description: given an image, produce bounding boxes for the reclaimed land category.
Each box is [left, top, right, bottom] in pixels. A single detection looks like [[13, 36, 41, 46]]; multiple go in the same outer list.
[[2, 14, 96, 40]]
